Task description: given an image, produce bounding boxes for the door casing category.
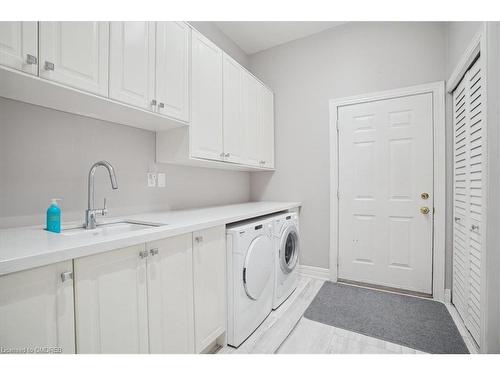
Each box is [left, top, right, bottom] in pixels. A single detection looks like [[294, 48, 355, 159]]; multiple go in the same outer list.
[[329, 81, 446, 301]]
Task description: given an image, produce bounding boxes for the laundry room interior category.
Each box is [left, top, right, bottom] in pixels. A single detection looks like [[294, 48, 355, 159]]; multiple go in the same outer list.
[[1, 2, 500, 368]]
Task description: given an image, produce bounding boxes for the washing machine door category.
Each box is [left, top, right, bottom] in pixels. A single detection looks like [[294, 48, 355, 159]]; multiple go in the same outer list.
[[279, 224, 299, 274], [243, 234, 274, 300]]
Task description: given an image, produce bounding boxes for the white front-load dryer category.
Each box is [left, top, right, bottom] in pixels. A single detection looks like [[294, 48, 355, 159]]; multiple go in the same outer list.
[[226, 217, 275, 347], [272, 212, 300, 309]]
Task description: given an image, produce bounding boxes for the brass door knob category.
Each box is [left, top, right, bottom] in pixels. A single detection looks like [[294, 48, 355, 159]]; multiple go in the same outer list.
[[420, 207, 430, 215], [421, 192, 429, 200]]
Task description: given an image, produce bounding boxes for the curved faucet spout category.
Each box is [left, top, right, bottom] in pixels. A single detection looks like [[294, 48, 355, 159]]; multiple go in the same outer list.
[[85, 161, 118, 229]]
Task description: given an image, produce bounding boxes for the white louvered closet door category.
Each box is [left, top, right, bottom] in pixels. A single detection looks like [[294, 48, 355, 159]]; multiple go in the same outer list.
[[452, 56, 483, 346]]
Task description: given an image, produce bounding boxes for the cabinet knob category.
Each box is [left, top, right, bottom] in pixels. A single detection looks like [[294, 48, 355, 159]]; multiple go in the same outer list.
[[471, 224, 480, 232], [44, 61, 54, 71], [158, 102, 165, 109], [150, 99, 157, 106], [60, 271, 73, 283], [26, 54, 38, 65], [225, 153, 230, 157], [194, 236, 203, 243], [219, 152, 225, 158], [454, 217, 461, 222], [149, 248, 159, 256], [139, 250, 149, 259]]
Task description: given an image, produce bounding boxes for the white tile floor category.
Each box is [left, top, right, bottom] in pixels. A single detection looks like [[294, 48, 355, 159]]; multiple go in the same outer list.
[[218, 276, 478, 354]]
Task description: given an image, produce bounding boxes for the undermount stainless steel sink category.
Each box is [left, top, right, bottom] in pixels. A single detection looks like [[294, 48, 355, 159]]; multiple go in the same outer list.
[[61, 220, 166, 237]]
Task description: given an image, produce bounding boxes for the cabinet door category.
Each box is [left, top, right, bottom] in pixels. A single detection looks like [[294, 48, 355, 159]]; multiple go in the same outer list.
[[191, 30, 223, 161], [156, 22, 190, 122], [109, 22, 155, 110], [223, 53, 246, 164], [147, 234, 195, 353], [192, 226, 226, 353], [260, 85, 275, 168], [0, 21, 38, 75], [39, 22, 109, 96], [242, 71, 261, 167], [0, 261, 75, 353], [74, 245, 149, 353]]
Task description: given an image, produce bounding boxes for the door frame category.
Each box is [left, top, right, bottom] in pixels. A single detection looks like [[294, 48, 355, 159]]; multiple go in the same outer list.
[[329, 81, 446, 301]]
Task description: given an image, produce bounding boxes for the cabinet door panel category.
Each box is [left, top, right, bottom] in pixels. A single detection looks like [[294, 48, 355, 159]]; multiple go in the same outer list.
[[39, 22, 109, 96], [0, 261, 75, 353], [0, 21, 38, 75], [242, 72, 261, 167], [147, 234, 194, 353], [193, 226, 226, 353], [74, 245, 149, 354], [191, 30, 223, 161], [261, 86, 275, 168], [156, 22, 190, 122], [109, 22, 155, 109], [223, 54, 245, 164]]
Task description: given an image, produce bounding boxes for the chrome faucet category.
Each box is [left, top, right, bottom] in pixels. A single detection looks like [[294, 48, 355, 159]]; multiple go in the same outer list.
[[85, 161, 118, 229]]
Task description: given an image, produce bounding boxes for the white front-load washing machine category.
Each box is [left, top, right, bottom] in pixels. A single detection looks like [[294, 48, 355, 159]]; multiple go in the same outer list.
[[272, 212, 300, 309], [226, 217, 275, 347]]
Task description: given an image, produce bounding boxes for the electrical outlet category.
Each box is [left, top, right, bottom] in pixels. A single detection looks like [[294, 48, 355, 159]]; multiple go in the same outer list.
[[147, 173, 157, 187], [157, 173, 166, 187]]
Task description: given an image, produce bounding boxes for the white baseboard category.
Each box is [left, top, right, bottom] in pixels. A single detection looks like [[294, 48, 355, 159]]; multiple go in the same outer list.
[[444, 288, 451, 304], [299, 265, 330, 280]]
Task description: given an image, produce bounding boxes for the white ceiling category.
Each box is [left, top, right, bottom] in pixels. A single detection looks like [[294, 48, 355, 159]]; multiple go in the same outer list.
[[214, 21, 347, 55]]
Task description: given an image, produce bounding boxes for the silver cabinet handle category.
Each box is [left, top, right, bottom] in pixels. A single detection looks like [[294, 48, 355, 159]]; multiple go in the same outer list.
[[150, 99, 157, 106], [454, 217, 461, 222], [139, 250, 149, 259], [158, 103, 165, 109], [471, 224, 480, 231], [26, 54, 38, 65], [149, 248, 159, 256], [224, 153, 230, 157], [61, 271, 73, 283], [219, 152, 225, 158], [194, 236, 203, 243], [44, 61, 54, 71]]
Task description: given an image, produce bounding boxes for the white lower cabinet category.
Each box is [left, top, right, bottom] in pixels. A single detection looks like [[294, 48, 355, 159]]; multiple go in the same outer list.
[[146, 234, 195, 354], [0, 261, 75, 353], [193, 226, 227, 353], [74, 244, 149, 354]]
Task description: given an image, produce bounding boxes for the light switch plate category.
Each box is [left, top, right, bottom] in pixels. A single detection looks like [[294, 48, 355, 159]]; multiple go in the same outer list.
[[147, 173, 157, 187], [157, 173, 166, 187]]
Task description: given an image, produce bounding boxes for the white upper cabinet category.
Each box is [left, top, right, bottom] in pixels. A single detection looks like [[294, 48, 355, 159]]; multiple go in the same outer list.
[[223, 53, 246, 164], [0, 261, 75, 353], [0, 22, 38, 75], [191, 29, 224, 161], [74, 244, 149, 354], [260, 85, 275, 168], [146, 234, 195, 354], [242, 70, 262, 167], [192, 226, 226, 353], [109, 22, 156, 110], [39, 22, 109, 96], [155, 22, 190, 122]]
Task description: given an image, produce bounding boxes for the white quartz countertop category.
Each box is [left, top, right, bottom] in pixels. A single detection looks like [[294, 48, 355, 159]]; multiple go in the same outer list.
[[0, 201, 300, 276]]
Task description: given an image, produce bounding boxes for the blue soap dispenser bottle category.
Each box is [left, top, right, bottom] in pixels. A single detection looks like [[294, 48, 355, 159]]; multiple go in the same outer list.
[[46, 199, 62, 233]]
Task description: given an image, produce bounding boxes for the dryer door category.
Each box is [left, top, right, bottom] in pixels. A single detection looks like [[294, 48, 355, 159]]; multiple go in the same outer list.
[[279, 224, 299, 274], [243, 234, 274, 300]]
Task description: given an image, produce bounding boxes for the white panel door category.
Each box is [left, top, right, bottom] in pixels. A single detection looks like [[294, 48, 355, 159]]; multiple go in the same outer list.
[[39, 22, 109, 96], [191, 30, 223, 161], [0, 261, 75, 353], [242, 71, 261, 167], [260, 85, 275, 169], [0, 21, 38, 75], [109, 22, 155, 109], [192, 226, 226, 353], [74, 244, 149, 353], [156, 21, 190, 122], [223, 53, 245, 164], [146, 234, 195, 354], [452, 57, 483, 345], [338, 93, 434, 294]]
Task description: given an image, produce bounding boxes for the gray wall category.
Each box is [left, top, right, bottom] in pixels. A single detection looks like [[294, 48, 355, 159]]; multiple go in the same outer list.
[[0, 22, 252, 228], [249, 22, 447, 272], [188, 22, 250, 69]]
